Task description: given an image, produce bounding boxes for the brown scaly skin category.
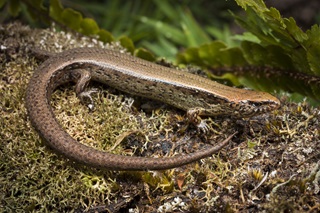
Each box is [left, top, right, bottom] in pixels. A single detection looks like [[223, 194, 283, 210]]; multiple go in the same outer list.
[[26, 47, 280, 170]]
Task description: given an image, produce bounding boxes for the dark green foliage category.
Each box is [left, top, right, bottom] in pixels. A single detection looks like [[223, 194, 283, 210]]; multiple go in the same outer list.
[[50, 0, 115, 39], [177, 0, 320, 102], [1, 0, 320, 103]]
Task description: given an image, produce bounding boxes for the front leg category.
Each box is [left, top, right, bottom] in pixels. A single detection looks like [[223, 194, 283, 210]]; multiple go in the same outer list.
[[187, 107, 211, 132]]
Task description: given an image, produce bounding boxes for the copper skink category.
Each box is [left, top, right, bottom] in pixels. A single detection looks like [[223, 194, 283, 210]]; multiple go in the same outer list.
[[26, 47, 280, 170]]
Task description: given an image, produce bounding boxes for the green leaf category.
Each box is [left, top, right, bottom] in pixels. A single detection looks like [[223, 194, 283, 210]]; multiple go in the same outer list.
[[307, 43, 320, 75], [234, 6, 303, 50], [284, 17, 308, 43], [140, 17, 187, 46], [180, 9, 211, 47], [306, 25, 320, 47], [119, 36, 135, 54], [142, 36, 178, 61], [235, 0, 268, 12], [305, 25, 320, 75], [240, 41, 265, 65], [241, 41, 293, 68], [198, 41, 227, 67], [153, 0, 177, 21], [208, 72, 241, 87], [207, 25, 239, 47], [178, 41, 247, 68], [97, 29, 114, 43], [221, 47, 247, 66], [232, 32, 260, 44], [134, 48, 156, 62], [80, 18, 99, 35], [49, 0, 64, 23], [198, 41, 247, 67], [176, 47, 203, 66], [230, 0, 320, 100], [61, 8, 82, 31]]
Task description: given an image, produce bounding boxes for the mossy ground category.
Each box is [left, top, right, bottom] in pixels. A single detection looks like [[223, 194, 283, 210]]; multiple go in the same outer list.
[[0, 23, 319, 212]]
